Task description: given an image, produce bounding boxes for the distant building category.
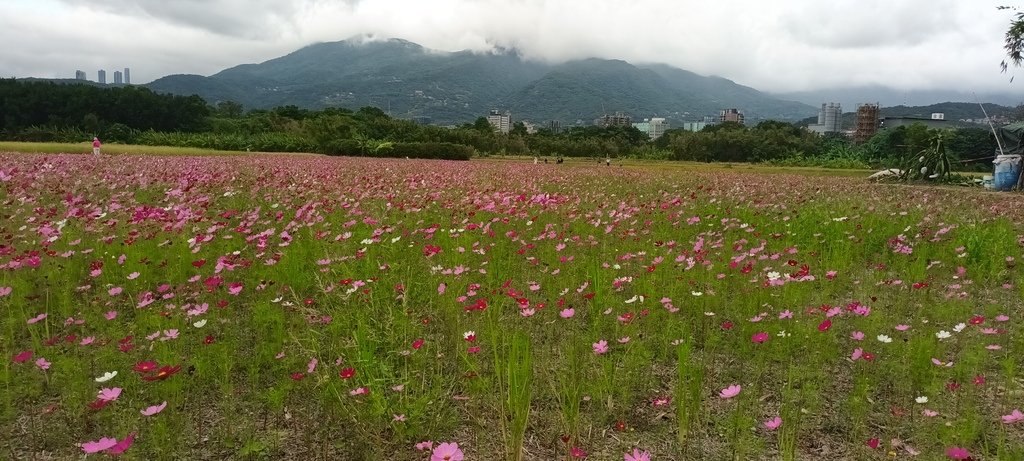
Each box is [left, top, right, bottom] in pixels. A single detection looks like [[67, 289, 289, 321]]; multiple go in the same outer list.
[[632, 117, 668, 140], [547, 120, 562, 134], [719, 108, 744, 125], [97, 70, 106, 84], [520, 120, 538, 135], [75, 70, 86, 80], [113, 71, 123, 85], [853, 103, 880, 144], [880, 114, 951, 130], [808, 103, 842, 134], [487, 109, 512, 134], [124, 68, 131, 85], [682, 121, 711, 132], [595, 112, 632, 128]]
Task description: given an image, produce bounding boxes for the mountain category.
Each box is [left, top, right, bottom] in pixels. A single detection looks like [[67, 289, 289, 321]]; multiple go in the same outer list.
[[775, 85, 1024, 112], [146, 37, 816, 125]]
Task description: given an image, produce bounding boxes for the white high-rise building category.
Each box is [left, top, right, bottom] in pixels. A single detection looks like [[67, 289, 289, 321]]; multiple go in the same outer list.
[[487, 109, 512, 134], [124, 68, 131, 85], [113, 71, 123, 84], [97, 69, 106, 84]]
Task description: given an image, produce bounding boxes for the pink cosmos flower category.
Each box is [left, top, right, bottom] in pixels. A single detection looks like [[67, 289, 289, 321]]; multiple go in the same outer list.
[[850, 348, 863, 361], [431, 442, 464, 461], [751, 332, 769, 344], [778, 310, 793, 319], [624, 448, 651, 461], [97, 387, 122, 402], [945, 447, 971, 459], [437, 283, 446, 294], [141, 401, 167, 416], [719, 384, 741, 399], [415, 441, 433, 451], [350, 387, 369, 396], [105, 310, 118, 320], [307, 358, 318, 374], [592, 340, 609, 355], [1002, 409, 1024, 424], [851, 331, 865, 341], [0, 286, 11, 297], [27, 313, 47, 324], [35, 357, 51, 370], [228, 282, 243, 295], [618, 336, 631, 344], [108, 287, 123, 296], [162, 329, 179, 340], [560, 308, 575, 318], [80, 437, 118, 453], [763, 416, 782, 430], [922, 409, 939, 417], [895, 324, 910, 331], [127, 272, 140, 280]]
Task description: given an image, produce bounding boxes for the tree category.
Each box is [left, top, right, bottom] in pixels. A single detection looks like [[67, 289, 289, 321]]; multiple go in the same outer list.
[[1002, 6, 1024, 74], [215, 100, 244, 118]]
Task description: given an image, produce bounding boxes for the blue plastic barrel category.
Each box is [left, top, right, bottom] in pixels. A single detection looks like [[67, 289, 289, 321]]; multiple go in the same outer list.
[[993, 155, 1022, 191]]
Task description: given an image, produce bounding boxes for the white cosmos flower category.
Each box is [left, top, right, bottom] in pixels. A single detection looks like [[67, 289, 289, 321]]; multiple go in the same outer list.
[[193, 319, 207, 328], [936, 330, 951, 339], [915, 396, 928, 404], [95, 371, 117, 383], [877, 334, 893, 343], [953, 323, 967, 333]]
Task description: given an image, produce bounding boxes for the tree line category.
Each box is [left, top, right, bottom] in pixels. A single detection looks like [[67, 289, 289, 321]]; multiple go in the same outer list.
[[0, 79, 1002, 167]]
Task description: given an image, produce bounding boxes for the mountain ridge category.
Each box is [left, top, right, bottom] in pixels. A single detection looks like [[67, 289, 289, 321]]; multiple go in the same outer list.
[[144, 37, 817, 124]]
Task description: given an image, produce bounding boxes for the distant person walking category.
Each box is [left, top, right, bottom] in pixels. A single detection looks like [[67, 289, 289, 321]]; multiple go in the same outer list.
[[92, 137, 101, 156], [606, 156, 611, 166]]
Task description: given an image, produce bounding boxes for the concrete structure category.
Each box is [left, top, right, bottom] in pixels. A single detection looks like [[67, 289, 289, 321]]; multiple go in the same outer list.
[[681, 121, 711, 132], [75, 70, 86, 80], [124, 68, 131, 85], [880, 116, 951, 130], [521, 120, 538, 135], [719, 108, 744, 125], [486, 109, 512, 134], [808, 103, 842, 134], [632, 117, 668, 140], [853, 103, 880, 144], [547, 120, 562, 134], [595, 112, 632, 128], [113, 71, 123, 84], [97, 70, 106, 84]]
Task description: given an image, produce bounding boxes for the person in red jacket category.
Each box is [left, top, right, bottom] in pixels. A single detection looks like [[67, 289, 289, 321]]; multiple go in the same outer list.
[[92, 137, 101, 156]]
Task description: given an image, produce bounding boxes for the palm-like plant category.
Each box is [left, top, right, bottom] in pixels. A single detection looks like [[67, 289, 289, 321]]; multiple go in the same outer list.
[[898, 131, 953, 182]]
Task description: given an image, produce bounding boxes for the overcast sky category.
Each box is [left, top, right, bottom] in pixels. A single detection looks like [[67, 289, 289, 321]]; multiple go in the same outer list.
[[3, 0, 1024, 95]]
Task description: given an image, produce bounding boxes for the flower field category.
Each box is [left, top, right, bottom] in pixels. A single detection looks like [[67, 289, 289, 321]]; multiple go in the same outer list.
[[2, 153, 1024, 460]]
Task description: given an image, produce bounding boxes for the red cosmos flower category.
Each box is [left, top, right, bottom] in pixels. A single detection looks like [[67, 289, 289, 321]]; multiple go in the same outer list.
[[614, 420, 627, 432], [912, 282, 928, 289], [141, 365, 182, 381], [12, 350, 32, 363], [87, 399, 111, 411], [412, 339, 425, 350], [570, 446, 588, 458], [863, 352, 876, 361], [339, 367, 356, 379], [216, 300, 229, 308], [191, 259, 206, 268], [290, 372, 305, 381], [969, 316, 985, 325], [721, 321, 734, 330], [618, 312, 634, 324], [818, 319, 833, 332], [203, 335, 215, 345], [133, 361, 158, 373], [946, 381, 961, 392], [973, 375, 986, 386], [582, 292, 595, 300]]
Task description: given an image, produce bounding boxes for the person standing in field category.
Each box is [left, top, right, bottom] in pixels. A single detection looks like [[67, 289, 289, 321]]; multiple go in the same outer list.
[[92, 137, 101, 156]]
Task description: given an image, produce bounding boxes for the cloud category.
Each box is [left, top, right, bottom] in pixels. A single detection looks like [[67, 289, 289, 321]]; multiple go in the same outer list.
[[1, 0, 1022, 97]]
